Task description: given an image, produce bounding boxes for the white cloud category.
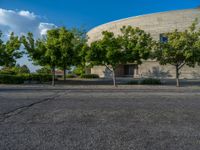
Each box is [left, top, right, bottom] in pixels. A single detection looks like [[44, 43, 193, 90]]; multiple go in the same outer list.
[[0, 8, 57, 72], [0, 8, 56, 38], [18, 10, 36, 19], [39, 23, 56, 35]]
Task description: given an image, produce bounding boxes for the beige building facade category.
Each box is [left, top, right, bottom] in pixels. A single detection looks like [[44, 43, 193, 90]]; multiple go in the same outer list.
[[87, 8, 200, 79]]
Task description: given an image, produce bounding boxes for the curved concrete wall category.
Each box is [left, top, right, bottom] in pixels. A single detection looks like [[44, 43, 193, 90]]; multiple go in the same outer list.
[[87, 8, 200, 79], [87, 8, 200, 44]]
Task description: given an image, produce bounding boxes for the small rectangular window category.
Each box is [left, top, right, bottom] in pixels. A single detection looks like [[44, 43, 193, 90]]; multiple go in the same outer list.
[[160, 34, 168, 43]]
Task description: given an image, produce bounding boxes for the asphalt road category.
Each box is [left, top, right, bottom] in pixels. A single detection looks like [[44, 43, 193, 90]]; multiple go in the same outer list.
[[0, 85, 200, 150]]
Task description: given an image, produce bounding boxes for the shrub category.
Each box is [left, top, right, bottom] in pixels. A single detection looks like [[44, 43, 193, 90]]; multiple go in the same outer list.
[[36, 67, 51, 74], [140, 78, 161, 85], [0, 68, 16, 75], [13, 65, 30, 74], [0, 74, 24, 84], [127, 80, 139, 85], [73, 67, 85, 76], [0, 65, 30, 75], [66, 74, 76, 78], [40, 74, 52, 82], [27, 74, 52, 82], [0, 74, 52, 84], [80, 74, 99, 79]]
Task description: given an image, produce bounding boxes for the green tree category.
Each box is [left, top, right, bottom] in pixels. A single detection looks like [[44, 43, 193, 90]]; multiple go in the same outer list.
[[57, 27, 75, 80], [12, 64, 30, 74], [87, 31, 122, 86], [0, 67, 16, 75], [21, 32, 59, 86], [154, 21, 200, 87], [87, 26, 153, 86], [119, 26, 153, 64], [36, 66, 51, 74], [17, 64, 30, 74], [0, 32, 4, 66], [71, 28, 88, 75], [45, 28, 63, 85], [22, 27, 78, 85], [0, 32, 22, 67], [0, 64, 30, 75]]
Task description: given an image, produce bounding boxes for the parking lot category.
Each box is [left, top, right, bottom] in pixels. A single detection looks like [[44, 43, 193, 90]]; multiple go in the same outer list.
[[0, 85, 200, 150]]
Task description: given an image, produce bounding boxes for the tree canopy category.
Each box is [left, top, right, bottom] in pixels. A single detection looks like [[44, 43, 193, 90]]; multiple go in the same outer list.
[[22, 31, 59, 85], [0, 32, 22, 67], [154, 21, 200, 86], [119, 26, 153, 64], [87, 31, 122, 86], [70, 28, 88, 75], [22, 27, 82, 85], [87, 26, 153, 86]]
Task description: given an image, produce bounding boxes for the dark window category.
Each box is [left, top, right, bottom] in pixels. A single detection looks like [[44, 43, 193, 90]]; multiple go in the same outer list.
[[124, 65, 138, 76], [160, 34, 168, 43], [124, 65, 134, 76]]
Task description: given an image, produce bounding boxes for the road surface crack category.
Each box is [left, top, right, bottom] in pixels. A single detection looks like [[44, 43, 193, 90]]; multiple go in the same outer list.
[[0, 92, 61, 122]]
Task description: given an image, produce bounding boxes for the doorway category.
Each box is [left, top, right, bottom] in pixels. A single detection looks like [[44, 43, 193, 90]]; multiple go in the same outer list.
[[124, 65, 134, 76]]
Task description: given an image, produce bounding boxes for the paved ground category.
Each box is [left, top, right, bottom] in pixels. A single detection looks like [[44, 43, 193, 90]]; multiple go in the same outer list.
[[0, 85, 200, 150]]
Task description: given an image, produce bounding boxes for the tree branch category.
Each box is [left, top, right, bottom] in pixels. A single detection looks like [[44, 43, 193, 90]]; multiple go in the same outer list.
[[105, 64, 113, 72], [178, 62, 186, 70]]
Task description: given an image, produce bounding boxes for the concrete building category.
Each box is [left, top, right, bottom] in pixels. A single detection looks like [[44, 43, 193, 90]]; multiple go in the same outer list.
[[87, 8, 200, 79]]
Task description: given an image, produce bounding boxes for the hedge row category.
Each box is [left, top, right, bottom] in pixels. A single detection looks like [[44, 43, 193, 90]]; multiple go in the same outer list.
[[0, 74, 52, 84], [80, 74, 99, 79], [66, 74, 76, 78], [140, 78, 161, 85], [127, 78, 161, 85], [0, 75, 24, 84]]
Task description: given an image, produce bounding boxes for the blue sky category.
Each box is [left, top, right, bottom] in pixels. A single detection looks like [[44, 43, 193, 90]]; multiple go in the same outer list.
[[0, 0, 199, 71], [1, 0, 199, 30]]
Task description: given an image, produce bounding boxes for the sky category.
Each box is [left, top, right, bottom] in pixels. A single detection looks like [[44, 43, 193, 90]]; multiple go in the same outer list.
[[0, 0, 200, 71]]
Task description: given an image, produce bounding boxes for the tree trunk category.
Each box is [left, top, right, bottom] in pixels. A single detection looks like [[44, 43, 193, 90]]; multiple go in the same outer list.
[[105, 65, 117, 87], [52, 66, 55, 86], [112, 70, 117, 87], [63, 66, 66, 81], [176, 65, 180, 87]]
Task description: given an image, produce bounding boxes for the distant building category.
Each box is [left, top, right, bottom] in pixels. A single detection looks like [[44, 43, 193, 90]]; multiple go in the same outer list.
[[87, 8, 200, 79], [54, 70, 71, 78], [55, 70, 64, 78]]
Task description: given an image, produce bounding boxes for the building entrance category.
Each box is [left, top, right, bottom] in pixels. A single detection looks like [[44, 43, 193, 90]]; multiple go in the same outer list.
[[124, 65, 134, 76], [124, 65, 138, 77]]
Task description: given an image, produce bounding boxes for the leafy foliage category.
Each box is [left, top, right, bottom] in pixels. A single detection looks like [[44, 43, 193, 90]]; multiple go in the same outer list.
[[119, 26, 153, 64], [87, 31, 122, 69], [154, 20, 200, 86], [0, 74, 24, 84], [87, 26, 153, 86], [140, 78, 161, 85], [66, 74, 76, 78], [21, 33, 49, 66], [0, 64, 30, 75], [80, 74, 99, 79], [70, 28, 89, 75], [0, 74, 52, 84], [22, 27, 83, 84], [56, 27, 75, 80], [13, 64, 30, 74], [87, 31, 122, 86], [73, 66, 85, 76], [22, 31, 57, 85], [36, 66, 51, 74], [0, 67, 17, 75], [126, 80, 139, 85], [0, 32, 22, 67]]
